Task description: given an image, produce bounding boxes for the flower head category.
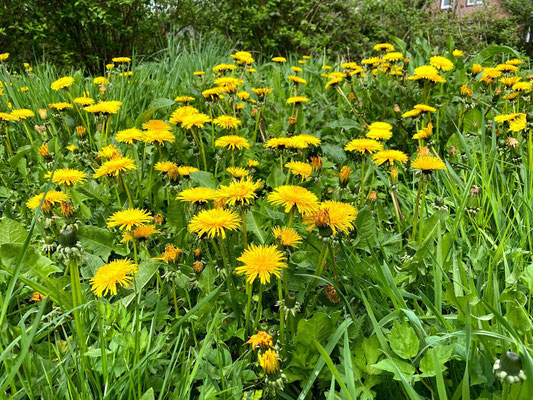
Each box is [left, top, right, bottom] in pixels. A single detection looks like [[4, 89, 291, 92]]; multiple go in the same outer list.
[[430, 56, 454, 71], [177, 187, 217, 204], [142, 120, 172, 131], [412, 123, 433, 140], [236, 244, 287, 284], [216, 178, 262, 206], [411, 156, 446, 172], [121, 225, 159, 242], [154, 244, 183, 264], [246, 331, 273, 350], [83, 101, 122, 115], [10, 109, 35, 119], [107, 208, 153, 231], [181, 113, 211, 129], [213, 115, 242, 130], [44, 168, 87, 187], [155, 161, 179, 180], [272, 226, 302, 247], [90, 259, 138, 297], [285, 161, 313, 179], [215, 135, 250, 150], [51, 77, 74, 91], [373, 150, 409, 166], [226, 167, 249, 178], [94, 156, 136, 178], [73, 97, 95, 106], [116, 128, 143, 144], [188, 208, 240, 239], [286, 96, 309, 105], [258, 349, 281, 374], [408, 65, 445, 83], [26, 191, 68, 212], [268, 185, 319, 215], [169, 106, 199, 125], [305, 201, 357, 235], [142, 129, 175, 145], [345, 138, 383, 154], [49, 102, 73, 111]]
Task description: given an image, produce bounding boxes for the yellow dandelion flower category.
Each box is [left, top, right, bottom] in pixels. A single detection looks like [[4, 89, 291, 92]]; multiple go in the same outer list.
[[38, 143, 51, 158], [412, 123, 433, 140], [373, 150, 409, 166], [177, 187, 217, 204], [142, 130, 175, 145], [252, 88, 273, 97], [212, 63, 237, 72], [414, 104, 437, 113], [181, 113, 211, 129], [453, 49, 464, 57], [374, 43, 395, 52], [285, 161, 313, 179], [83, 100, 122, 115], [121, 225, 159, 242], [193, 71, 205, 76], [155, 161, 179, 180], [402, 109, 421, 118], [90, 259, 137, 297], [500, 76, 521, 86], [10, 109, 34, 119], [44, 168, 87, 186], [216, 178, 262, 206], [177, 166, 199, 176], [174, 96, 195, 103], [51, 77, 74, 91], [93, 76, 108, 85], [411, 156, 446, 172], [73, 96, 95, 106], [472, 64, 483, 74], [112, 57, 131, 63], [286, 96, 309, 105], [213, 115, 242, 130], [0, 112, 18, 121], [258, 349, 281, 374], [237, 91, 251, 100], [26, 191, 68, 212], [288, 75, 307, 85], [247, 159, 259, 168], [116, 127, 143, 144], [383, 52, 404, 62], [430, 56, 454, 71], [408, 65, 446, 83], [49, 102, 73, 111], [0, 53, 9, 61], [508, 113, 527, 132], [272, 226, 302, 247], [188, 208, 240, 239], [268, 185, 319, 215], [226, 166, 249, 178], [272, 57, 287, 63], [93, 156, 136, 178], [215, 135, 250, 150], [142, 120, 172, 131], [98, 144, 121, 159], [512, 82, 531, 92], [344, 138, 383, 154], [460, 84, 473, 97], [169, 105, 199, 125], [246, 331, 273, 350], [479, 68, 502, 83], [305, 201, 357, 235], [154, 244, 182, 264], [107, 208, 152, 231], [325, 77, 343, 89], [236, 244, 287, 284], [202, 87, 225, 101]]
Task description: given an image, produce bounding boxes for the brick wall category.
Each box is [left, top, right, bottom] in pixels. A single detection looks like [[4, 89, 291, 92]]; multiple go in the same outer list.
[[429, 0, 506, 17]]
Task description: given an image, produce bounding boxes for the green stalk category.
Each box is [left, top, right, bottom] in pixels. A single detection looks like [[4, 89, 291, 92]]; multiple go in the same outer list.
[[253, 284, 264, 329], [245, 282, 253, 335], [216, 237, 240, 325], [417, 179, 428, 245], [412, 177, 424, 241]]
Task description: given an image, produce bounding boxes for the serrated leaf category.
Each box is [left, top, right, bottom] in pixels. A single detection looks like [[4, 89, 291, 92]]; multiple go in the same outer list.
[[419, 345, 454, 377], [388, 321, 419, 359], [0, 218, 28, 244], [355, 207, 375, 244], [370, 358, 415, 381], [321, 144, 346, 163], [78, 225, 120, 261], [295, 312, 335, 346]]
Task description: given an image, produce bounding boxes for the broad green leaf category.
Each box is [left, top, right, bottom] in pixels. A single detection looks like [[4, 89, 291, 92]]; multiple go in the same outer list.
[[190, 171, 216, 189], [245, 211, 266, 244], [78, 225, 121, 260], [355, 207, 375, 244], [266, 164, 286, 188], [0, 219, 27, 244], [135, 98, 174, 125], [295, 312, 335, 346], [419, 345, 454, 377], [387, 321, 419, 360], [520, 264, 533, 293], [321, 144, 346, 163], [370, 358, 415, 381]]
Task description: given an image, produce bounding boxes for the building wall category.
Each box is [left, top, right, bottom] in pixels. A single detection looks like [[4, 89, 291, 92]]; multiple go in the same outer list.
[[430, 0, 505, 17]]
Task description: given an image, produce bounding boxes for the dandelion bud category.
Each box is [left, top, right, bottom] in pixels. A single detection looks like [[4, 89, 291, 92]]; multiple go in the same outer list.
[[472, 64, 483, 74], [349, 92, 355, 101], [193, 260, 204, 274], [470, 185, 480, 196], [494, 87, 501, 96], [60, 201, 74, 217], [368, 190, 378, 202], [404, 57, 410, 64], [390, 166, 399, 181], [449, 146, 456, 155], [38, 143, 52, 159], [507, 137, 519, 148], [310, 156, 323, 172], [193, 247, 202, 260], [325, 284, 340, 304], [339, 166, 351, 186], [312, 209, 332, 237], [99, 84, 106, 95], [288, 116, 297, 125], [418, 146, 430, 157], [393, 104, 401, 113], [154, 214, 164, 225], [75, 126, 86, 136], [251, 107, 258, 117], [38, 109, 47, 119], [460, 84, 473, 97], [30, 292, 44, 302]]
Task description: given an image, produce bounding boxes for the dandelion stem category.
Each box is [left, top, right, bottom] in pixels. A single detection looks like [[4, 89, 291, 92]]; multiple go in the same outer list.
[[245, 282, 253, 334], [412, 177, 424, 241], [121, 175, 133, 208], [253, 284, 264, 329]]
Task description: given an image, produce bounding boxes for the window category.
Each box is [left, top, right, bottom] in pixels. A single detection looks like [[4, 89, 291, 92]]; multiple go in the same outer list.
[[466, 0, 483, 5], [441, 0, 453, 10]]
